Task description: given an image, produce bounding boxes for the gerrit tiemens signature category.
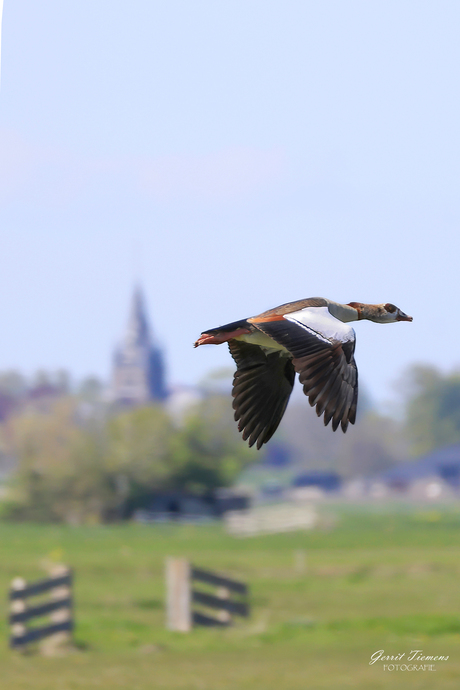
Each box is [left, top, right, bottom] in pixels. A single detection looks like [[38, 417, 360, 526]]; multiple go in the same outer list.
[[370, 650, 449, 665]]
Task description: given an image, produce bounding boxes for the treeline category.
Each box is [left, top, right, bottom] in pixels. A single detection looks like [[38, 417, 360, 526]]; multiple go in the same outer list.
[[403, 365, 460, 456], [0, 363, 459, 523], [0, 369, 102, 420], [0, 373, 254, 523], [280, 364, 460, 475]]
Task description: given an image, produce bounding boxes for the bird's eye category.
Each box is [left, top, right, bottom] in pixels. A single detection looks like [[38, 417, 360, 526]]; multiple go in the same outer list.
[[384, 303, 396, 313]]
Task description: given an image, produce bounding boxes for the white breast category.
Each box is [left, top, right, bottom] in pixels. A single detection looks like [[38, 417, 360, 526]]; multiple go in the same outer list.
[[285, 306, 355, 344]]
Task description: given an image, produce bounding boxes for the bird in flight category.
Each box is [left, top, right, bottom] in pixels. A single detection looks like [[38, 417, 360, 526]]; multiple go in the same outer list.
[[194, 297, 412, 449]]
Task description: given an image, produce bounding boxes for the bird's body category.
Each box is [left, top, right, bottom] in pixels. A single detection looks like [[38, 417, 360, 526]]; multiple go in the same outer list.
[[194, 297, 412, 449]]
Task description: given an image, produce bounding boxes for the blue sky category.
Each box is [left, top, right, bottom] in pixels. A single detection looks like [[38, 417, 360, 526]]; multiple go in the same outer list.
[[0, 1, 459, 407]]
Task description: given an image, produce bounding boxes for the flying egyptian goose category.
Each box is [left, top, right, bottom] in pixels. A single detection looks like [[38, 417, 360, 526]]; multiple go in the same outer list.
[[194, 297, 413, 449]]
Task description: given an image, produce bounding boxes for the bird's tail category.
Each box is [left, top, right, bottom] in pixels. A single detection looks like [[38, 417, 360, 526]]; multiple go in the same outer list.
[[194, 319, 252, 347]]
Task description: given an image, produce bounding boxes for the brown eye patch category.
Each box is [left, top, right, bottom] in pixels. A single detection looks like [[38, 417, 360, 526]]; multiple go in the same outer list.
[[384, 303, 397, 313]]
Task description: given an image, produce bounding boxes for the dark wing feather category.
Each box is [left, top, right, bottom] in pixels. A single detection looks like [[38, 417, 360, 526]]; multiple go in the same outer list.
[[228, 340, 295, 449], [253, 319, 358, 432]]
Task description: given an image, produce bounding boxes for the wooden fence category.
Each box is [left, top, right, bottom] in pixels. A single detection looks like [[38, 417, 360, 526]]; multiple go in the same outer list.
[[166, 558, 249, 632], [9, 566, 73, 651]]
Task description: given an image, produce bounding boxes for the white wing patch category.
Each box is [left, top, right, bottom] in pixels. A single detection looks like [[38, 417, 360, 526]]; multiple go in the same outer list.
[[285, 306, 355, 344], [236, 330, 289, 353]]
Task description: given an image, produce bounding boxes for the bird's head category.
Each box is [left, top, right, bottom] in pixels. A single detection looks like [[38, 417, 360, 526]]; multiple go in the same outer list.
[[379, 303, 413, 323], [348, 302, 413, 323]]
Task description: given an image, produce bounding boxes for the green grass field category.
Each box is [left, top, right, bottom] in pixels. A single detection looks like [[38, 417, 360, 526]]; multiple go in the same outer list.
[[1, 504, 460, 689]]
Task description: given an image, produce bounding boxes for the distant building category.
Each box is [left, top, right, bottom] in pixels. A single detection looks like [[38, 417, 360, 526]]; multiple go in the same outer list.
[[342, 444, 460, 501], [110, 287, 167, 405], [130, 489, 251, 521], [291, 471, 342, 492], [262, 443, 293, 468], [288, 471, 342, 502], [379, 444, 460, 491]]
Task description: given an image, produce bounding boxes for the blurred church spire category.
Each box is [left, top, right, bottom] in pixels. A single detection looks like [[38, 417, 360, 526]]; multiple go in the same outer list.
[[110, 286, 167, 405]]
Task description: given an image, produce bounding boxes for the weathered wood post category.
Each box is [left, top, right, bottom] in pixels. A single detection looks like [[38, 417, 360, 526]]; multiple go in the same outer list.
[[9, 566, 74, 652], [166, 560, 249, 630], [165, 558, 191, 632], [40, 565, 73, 655], [9, 578, 27, 650], [216, 587, 231, 624]]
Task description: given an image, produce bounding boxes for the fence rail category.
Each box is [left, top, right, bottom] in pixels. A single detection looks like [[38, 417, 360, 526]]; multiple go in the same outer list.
[[9, 573, 72, 600], [191, 566, 248, 594], [9, 566, 73, 651], [166, 559, 250, 632]]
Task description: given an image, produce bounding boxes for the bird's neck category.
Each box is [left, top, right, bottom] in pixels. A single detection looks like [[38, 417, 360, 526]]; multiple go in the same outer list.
[[345, 302, 385, 322], [326, 300, 362, 322]]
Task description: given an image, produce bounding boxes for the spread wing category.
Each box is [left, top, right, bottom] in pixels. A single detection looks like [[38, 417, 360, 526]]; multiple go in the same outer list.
[[228, 340, 295, 449], [252, 315, 358, 432]]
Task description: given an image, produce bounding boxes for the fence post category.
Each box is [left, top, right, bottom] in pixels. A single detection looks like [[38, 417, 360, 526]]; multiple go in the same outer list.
[[40, 565, 72, 656], [216, 587, 231, 624], [166, 558, 191, 632], [10, 578, 27, 648]]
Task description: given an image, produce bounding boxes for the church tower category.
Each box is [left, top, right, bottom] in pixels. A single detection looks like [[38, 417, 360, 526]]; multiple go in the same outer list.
[[110, 287, 167, 405]]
